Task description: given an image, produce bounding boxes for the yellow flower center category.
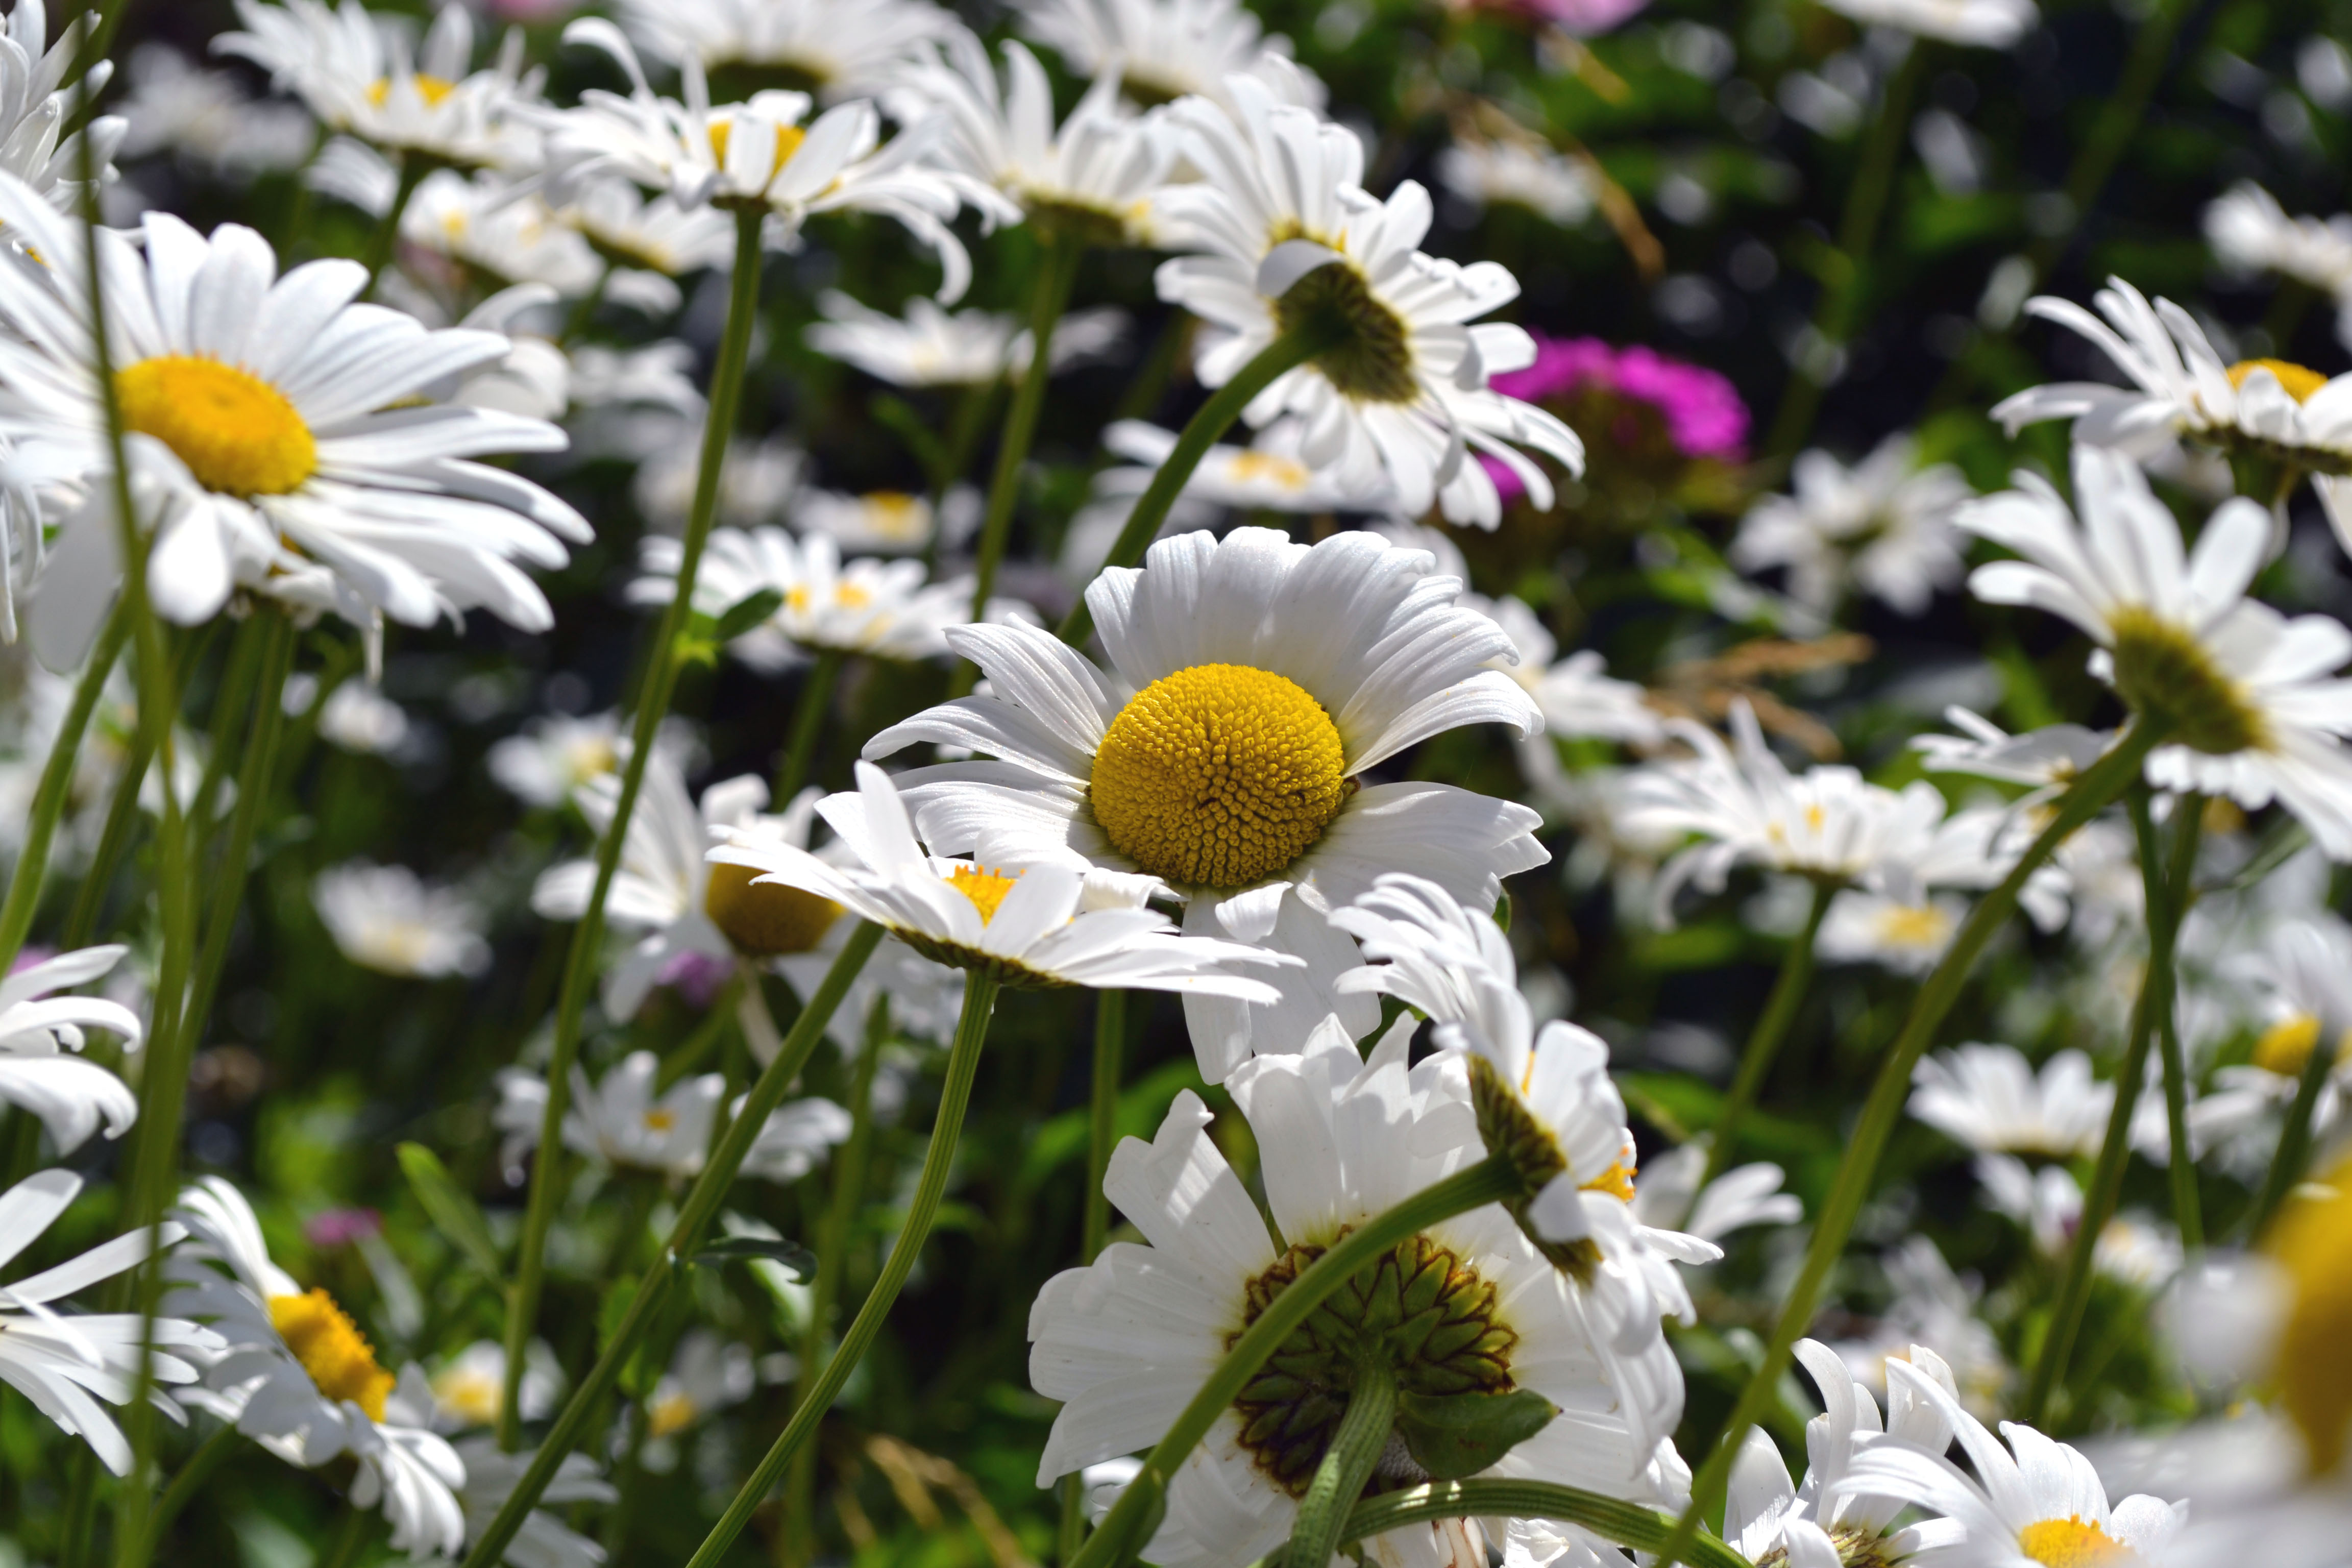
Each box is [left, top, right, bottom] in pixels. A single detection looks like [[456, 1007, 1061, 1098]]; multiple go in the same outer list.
[[269, 1288, 396, 1420], [116, 356, 316, 498], [1227, 451, 1309, 487], [708, 119, 806, 181], [703, 861, 841, 958], [648, 1389, 698, 1438], [836, 582, 872, 610], [864, 492, 926, 540], [1090, 664, 1350, 889], [367, 75, 457, 108], [948, 865, 1020, 924], [2016, 1517, 2133, 1567], [2264, 1154, 2352, 1473], [1879, 903, 1955, 949], [643, 1109, 677, 1132], [2252, 1014, 2352, 1077], [2107, 606, 2270, 756], [1581, 1142, 1637, 1203], [431, 1366, 503, 1426], [2228, 358, 2331, 403]]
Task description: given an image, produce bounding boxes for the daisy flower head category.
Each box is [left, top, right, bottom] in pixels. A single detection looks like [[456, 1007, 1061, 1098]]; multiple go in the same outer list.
[[0, 942, 142, 1153], [1958, 444, 2352, 856], [862, 526, 1549, 1075], [313, 861, 492, 979], [1913, 706, 2112, 807], [805, 289, 1031, 387], [398, 168, 603, 298], [216, 0, 541, 170], [1816, 887, 1973, 975], [496, 1049, 724, 1179], [709, 760, 1297, 997], [1813, 0, 2039, 48], [630, 525, 1022, 667], [0, 0, 126, 213], [2204, 183, 2352, 301], [0, 188, 590, 673], [1729, 434, 1974, 618], [1436, 136, 1597, 228], [0, 1169, 216, 1476], [557, 177, 738, 283], [488, 708, 693, 811], [794, 486, 977, 556], [615, 0, 963, 103], [1030, 1023, 1685, 1568], [1909, 1043, 2113, 1159], [1477, 596, 1662, 748], [1153, 84, 1583, 528], [114, 43, 315, 182], [445, 1438, 614, 1568], [427, 1340, 557, 1432], [2190, 919, 2352, 1155], [1017, 0, 1316, 109], [1991, 278, 2352, 546]]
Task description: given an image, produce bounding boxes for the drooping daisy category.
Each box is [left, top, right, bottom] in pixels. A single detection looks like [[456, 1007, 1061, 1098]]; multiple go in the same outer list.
[[1912, 706, 2111, 810], [313, 862, 492, 979], [710, 761, 1295, 999], [1814, 0, 2038, 47], [1153, 84, 1583, 528], [1017, 0, 1315, 110], [306, 676, 409, 756], [532, 759, 844, 1020], [1910, 1043, 2113, 1160], [2205, 183, 2352, 301], [1729, 435, 1974, 618], [0, 189, 591, 673], [166, 1178, 468, 1555], [1435, 135, 1597, 227], [737, 1093, 853, 1182], [631, 526, 1022, 669], [1991, 278, 2352, 546], [615, 0, 962, 103], [0, 0, 125, 213], [640, 1330, 753, 1447], [0, 1169, 216, 1476], [1030, 1024, 1684, 1568], [863, 527, 1549, 1073], [1958, 445, 2352, 856], [0, 943, 142, 1153], [806, 287, 1126, 388], [216, 0, 541, 171], [398, 168, 605, 298]]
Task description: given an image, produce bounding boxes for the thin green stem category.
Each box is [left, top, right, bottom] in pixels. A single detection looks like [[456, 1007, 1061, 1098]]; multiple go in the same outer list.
[[1065, 1155, 1522, 1568], [496, 206, 766, 1449], [680, 972, 1003, 1568], [0, 607, 127, 969], [132, 1424, 238, 1562], [1281, 1365, 1395, 1568], [2253, 990, 2340, 1236], [358, 152, 429, 298], [561, 261, 615, 344], [1056, 316, 1343, 649], [2130, 791, 2203, 1250], [1657, 720, 2165, 1567], [775, 650, 845, 805], [1339, 1483, 1747, 1568], [1702, 880, 1833, 1188], [59, 1444, 100, 1568], [186, 614, 264, 844], [1063, 986, 1127, 1564], [61, 713, 158, 951], [316, 1502, 376, 1568], [456, 922, 883, 1568]]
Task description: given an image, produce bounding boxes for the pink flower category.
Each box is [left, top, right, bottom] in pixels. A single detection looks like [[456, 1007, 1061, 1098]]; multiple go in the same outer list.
[[1526, 0, 1651, 33], [1480, 335, 1748, 502], [305, 1208, 383, 1247], [656, 948, 734, 1010]]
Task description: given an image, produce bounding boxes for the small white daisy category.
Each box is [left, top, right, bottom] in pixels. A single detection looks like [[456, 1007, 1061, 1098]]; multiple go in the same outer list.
[[312, 861, 491, 979], [447, 1438, 614, 1568], [557, 176, 738, 286], [2204, 183, 2352, 301], [1627, 1144, 1801, 1245], [616, 0, 963, 103], [399, 167, 604, 298], [1017, 0, 1316, 110], [1909, 1042, 2114, 1159], [1815, 888, 1972, 975], [1729, 435, 1973, 617], [495, 1049, 724, 1179], [806, 287, 1126, 387], [0, 943, 142, 1153], [1814, 0, 2038, 47], [308, 676, 409, 755], [427, 1340, 557, 1433], [1435, 136, 1596, 227], [489, 709, 689, 812], [115, 43, 315, 181], [793, 486, 976, 556]]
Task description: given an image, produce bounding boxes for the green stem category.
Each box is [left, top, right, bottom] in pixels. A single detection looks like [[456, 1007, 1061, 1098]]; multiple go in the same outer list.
[[58, 1444, 100, 1568], [2130, 790, 2203, 1249], [2252, 987, 2340, 1236], [1065, 1155, 1522, 1568], [358, 151, 429, 298], [457, 924, 881, 1568], [1656, 719, 2165, 1567], [1056, 316, 1342, 649], [1701, 880, 1832, 1187], [316, 1502, 376, 1568], [60, 710, 157, 950], [774, 650, 845, 805], [0, 607, 127, 969], [679, 972, 1002, 1568], [2028, 0, 2194, 282], [186, 614, 264, 845], [1762, 40, 1928, 462], [561, 261, 614, 344], [1338, 1482, 1747, 1568], [1062, 987, 1129, 1563], [496, 206, 767, 1449], [1282, 1365, 1395, 1568], [132, 1424, 238, 1562]]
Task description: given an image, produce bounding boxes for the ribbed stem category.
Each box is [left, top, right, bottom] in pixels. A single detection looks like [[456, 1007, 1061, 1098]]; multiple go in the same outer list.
[[1281, 1365, 1395, 1568], [774, 649, 844, 805], [132, 1424, 239, 1562], [1340, 1482, 1748, 1568], [496, 205, 767, 1447], [678, 972, 1004, 1568], [454, 921, 883, 1568], [1702, 879, 1832, 1187], [1657, 720, 2164, 1567], [0, 607, 127, 970]]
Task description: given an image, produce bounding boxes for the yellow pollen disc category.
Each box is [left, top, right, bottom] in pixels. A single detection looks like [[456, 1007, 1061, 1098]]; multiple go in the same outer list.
[[432, 1368, 502, 1426], [1582, 1143, 1637, 1203], [703, 861, 841, 958], [785, 586, 811, 611], [2263, 1153, 2352, 1474], [1879, 903, 1954, 948], [709, 119, 806, 180], [948, 865, 1020, 924], [116, 356, 316, 498], [643, 1109, 677, 1132], [368, 74, 457, 108], [1228, 451, 1308, 488], [648, 1390, 698, 1438], [269, 1288, 396, 1419], [835, 583, 872, 610], [866, 492, 925, 538], [2257, 1014, 2324, 1076], [2228, 358, 2331, 403], [2016, 1517, 2133, 1567], [1089, 664, 1350, 889]]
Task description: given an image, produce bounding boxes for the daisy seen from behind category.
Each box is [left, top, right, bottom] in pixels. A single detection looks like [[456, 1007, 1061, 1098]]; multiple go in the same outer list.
[[0, 942, 142, 1154], [1018, 0, 1312, 109], [863, 526, 1549, 1074]]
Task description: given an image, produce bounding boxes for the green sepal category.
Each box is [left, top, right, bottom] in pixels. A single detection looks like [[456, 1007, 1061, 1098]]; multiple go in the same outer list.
[[1392, 1388, 1556, 1481]]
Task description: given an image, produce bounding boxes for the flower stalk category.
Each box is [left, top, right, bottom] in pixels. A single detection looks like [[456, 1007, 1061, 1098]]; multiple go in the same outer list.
[[775, 648, 845, 805], [496, 205, 768, 1446], [2132, 789, 2204, 1248], [2253, 988, 2340, 1234], [1060, 986, 1128, 1562], [0, 606, 128, 971], [1701, 878, 1833, 1188], [1340, 1482, 1749, 1568], [1281, 1364, 1396, 1568], [358, 151, 430, 297]]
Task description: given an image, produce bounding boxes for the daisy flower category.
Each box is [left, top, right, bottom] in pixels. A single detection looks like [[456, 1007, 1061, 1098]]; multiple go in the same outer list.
[[630, 526, 1022, 668], [2205, 183, 2352, 301], [642, 1330, 753, 1443], [1153, 83, 1583, 528], [1435, 136, 1597, 227], [114, 43, 315, 182], [863, 527, 1548, 1074], [1729, 435, 1974, 618], [890, 35, 1177, 248], [631, 426, 802, 531], [794, 486, 977, 556], [1910, 1043, 2113, 1160], [1477, 595, 1662, 747], [1815, 888, 1974, 975], [1017, 0, 1315, 110], [0, 1169, 216, 1476], [2189, 919, 2352, 1159], [1627, 1144, 1801, 1245], [166, 1177, 468, 1555], [0, 188, 591, 673], [1912, 706, 2111, 807], [217, 0, 541, 171], [1029, 1024, 1685, 1568], [1836, 1362, 2186, 1566], [427, 1341, 557, 1433], [399, 168, 604, 298], [806, 288, 1127, 388], [496, 1049, 724, 1179], [1833, 1236, 2010, 1417], [709, 761, 1295, 998], [308, 676, 409, 756], [446, 1439, 614, 1568], [0, 943, 142, 1153], [488, 709, 684, 812], [1957, 444, 2352, 856], [312, 861, 492, 979], [557, 177, 737, 286], [532, 758, 844, 1020], [615, 0, 962, 103], [0, 0, 126, 213], [1814, 0, 2039, 47], [1991, 277, 2352, 546]]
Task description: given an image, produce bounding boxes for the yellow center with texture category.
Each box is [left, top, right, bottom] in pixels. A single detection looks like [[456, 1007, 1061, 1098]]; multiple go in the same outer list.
[[1090, 664, 1349, 889], [2016, 1517, 2134, 1567], [2263, 1154, 2352, 1474], [116, 356, 316, 497], [948, 865, 1020, 924], [269, 1287, 396, 1419], [703, 861, 840, 957]]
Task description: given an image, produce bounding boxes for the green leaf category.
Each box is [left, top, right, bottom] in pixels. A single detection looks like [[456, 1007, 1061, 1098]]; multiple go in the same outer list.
[[691, 1235, 818, 1282], [396, 1142, 503, 1282], [713, 587, 785, 642], [1392, 1389, 1555, 1481]]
